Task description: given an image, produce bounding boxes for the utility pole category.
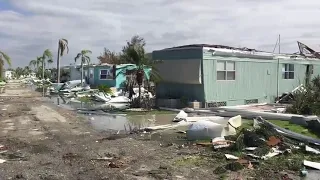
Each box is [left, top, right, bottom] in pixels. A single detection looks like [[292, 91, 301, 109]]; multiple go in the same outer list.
[[57, 42, 61, 83], [276, 34, 280, 101]]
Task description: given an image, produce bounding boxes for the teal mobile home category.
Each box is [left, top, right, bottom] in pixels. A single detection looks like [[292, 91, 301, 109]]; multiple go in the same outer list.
[[153, 44, 320, 108], [70, 64, 151, 88]]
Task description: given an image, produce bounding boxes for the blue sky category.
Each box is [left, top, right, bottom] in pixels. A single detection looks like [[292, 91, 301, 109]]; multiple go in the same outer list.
[[1, 0, 320, 68]]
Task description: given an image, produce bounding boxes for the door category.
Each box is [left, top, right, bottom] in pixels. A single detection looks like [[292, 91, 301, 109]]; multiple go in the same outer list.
[[89, 68, 94, 85]]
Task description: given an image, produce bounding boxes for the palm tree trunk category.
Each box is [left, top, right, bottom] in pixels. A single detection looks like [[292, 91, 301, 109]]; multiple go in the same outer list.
[[42, 59, 45, 97], [42, 60, 45, 80], [138, 84, 141, 106], [0, 62, 3, 79], [57, 45, 61, 83], [81, 59, 84, 86], [136, 69, 144, 107]]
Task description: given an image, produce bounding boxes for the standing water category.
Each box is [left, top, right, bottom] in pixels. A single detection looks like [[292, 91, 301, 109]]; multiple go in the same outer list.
[[49, 95, 176, 132]]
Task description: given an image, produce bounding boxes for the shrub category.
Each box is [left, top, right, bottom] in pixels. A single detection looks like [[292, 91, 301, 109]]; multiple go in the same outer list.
[[98, 84, 113, 95], [287, 75, 320, 115]]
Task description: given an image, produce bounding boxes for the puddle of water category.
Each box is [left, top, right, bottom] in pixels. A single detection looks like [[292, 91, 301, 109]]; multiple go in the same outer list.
[[48, 95, 176, 131], [48, 95, 250, 133], [88, 114, 176, 131], [49, 95, 103, 110]]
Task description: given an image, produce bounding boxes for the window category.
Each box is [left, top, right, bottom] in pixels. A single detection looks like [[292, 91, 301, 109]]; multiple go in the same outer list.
[[282, 64, 294, 79], [100, 69, 113, 80], [217, 61, 235, 80]]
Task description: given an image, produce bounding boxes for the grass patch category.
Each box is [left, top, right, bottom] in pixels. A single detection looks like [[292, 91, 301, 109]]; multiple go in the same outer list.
[[172, 155, 207, 167], [238, 119, 320, 139], [268, 120, 320, 139], [78, 96, 93, 103], [238, 119, 254, 130]]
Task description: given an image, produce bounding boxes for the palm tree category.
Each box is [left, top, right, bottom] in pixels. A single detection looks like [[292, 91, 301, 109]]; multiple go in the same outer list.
[[41, 49, 53, 80], [29, 59, 37, 70], [75, 50, 92, 85], [56, 39, 69, 83], [29, 56, 42, 71], [117, 36, 161, 106], [47, 59, 53, 69], [23, 66, 31, 77], [0, 51, 11, 79]]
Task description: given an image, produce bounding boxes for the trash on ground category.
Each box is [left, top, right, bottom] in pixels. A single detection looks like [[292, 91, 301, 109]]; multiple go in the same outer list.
[[212, 137, 235, 149], [303, 160, 320, 170], [173, 110, 187, 122], [245, 147, 257, 151], [305, 145, 320, 154], [225, 154, 239, 160], [267, 136, 281, 146], [186, 115, 242, 141]]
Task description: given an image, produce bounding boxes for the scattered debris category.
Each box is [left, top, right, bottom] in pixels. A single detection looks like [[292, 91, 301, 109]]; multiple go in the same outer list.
[[305, 145, 320, 154], [267, 136, 281, 146], [91, 157, 113, 161], [304, 160, 320, 170], [186, 115, 242, 141], [225, 154, 239, 160], [173, 110, 187, 122], [212, 137, 234, 149]]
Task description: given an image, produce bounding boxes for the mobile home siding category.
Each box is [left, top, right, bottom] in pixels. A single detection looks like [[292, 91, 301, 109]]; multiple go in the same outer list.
[[203, 49, 320, 106], [156, 83, 205, 102], [93, 66, 116, 87], [153, 48, 205, 102]]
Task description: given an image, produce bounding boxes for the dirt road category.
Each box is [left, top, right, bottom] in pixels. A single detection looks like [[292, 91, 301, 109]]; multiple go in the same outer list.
[[0, 82, 222, 180], [0, 81, 304, 180]]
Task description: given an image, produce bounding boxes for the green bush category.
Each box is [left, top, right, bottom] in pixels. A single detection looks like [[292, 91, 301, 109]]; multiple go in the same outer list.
[[287, 75, 320, 115], [98, 84, 113, 95]]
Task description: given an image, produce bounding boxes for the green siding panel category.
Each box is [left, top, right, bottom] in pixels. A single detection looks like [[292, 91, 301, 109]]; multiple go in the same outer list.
[[203, 52, 320, 106], [152, 48, 202, 60]]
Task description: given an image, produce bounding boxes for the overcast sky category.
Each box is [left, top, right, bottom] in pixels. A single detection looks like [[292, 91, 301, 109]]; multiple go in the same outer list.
[[1, 0, 320, 68]]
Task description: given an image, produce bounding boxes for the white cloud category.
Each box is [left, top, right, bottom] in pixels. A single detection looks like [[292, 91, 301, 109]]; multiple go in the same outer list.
[[0, 0, 320, 67]]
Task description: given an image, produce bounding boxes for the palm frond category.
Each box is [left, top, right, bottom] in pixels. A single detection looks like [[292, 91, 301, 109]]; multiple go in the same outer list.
[[74, 53, 82, 62], [29, 60, 36, 67], [81, 50, 92, 55], [43, 49, 53, 59], [59, 38, 69, 56], [0, 51, 11, 66]]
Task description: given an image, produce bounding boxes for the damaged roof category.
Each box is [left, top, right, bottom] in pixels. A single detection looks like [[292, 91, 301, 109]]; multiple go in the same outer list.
[[161, 42, 320, 60], [163, 44, 261, 52]]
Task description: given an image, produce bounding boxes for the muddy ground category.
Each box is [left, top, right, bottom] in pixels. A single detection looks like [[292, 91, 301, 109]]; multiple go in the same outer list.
[[0, 82, 302, 180]]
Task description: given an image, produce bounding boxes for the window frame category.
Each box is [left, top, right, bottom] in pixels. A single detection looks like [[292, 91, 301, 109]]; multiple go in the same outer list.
[[216, 61, 236, 81], [282, 64, 295, 80], [99, 69, 113, 80]]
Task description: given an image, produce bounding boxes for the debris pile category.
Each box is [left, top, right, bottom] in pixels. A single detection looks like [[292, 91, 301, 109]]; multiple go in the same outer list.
[[210, 116, 320, 177]]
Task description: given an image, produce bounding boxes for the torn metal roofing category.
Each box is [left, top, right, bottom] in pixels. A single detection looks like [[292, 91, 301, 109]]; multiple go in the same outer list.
[[163, 44, 260, 52], [161, 42, 320, 60]]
